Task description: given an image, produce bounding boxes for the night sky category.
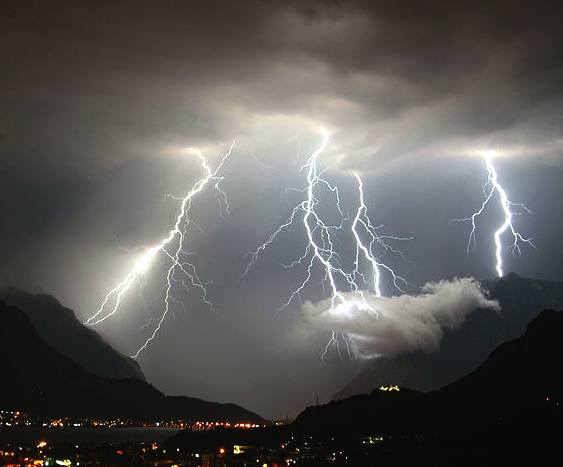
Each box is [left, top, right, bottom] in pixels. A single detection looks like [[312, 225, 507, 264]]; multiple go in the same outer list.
[[1, 0, 563, 419]]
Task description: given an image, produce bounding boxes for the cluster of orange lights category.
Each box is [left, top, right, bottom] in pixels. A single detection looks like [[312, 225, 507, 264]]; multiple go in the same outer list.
[[234, 423, 261, 429], [0, 449, 44, 466], [191, 421, 262, 430]]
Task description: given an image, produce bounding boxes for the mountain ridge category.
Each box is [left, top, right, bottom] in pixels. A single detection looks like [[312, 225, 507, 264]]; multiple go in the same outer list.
[[0, 287, 146, 381], [296, 308, 563, 431], [0, 300, 265, 423], [334, 273, 563, 399]]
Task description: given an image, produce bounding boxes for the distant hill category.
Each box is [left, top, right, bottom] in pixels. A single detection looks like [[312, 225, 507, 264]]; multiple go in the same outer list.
[[167, 310, 562, 464], [335, 273, 563, 399], [443, 308, 563, 404], [0, 287, 145, 381], [300, 309, 563, 434], [0, 301, 265, 423]]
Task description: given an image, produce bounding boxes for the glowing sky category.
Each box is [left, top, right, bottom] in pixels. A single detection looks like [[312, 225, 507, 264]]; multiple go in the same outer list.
[[1, 0, 562, 418]]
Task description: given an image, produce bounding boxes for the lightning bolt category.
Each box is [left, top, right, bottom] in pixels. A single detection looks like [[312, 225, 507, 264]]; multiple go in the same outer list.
[[351, 172, 411, 298], [453, 152, 535, 277], [84, 142, 235, 358], [242, 128, 410, 359]]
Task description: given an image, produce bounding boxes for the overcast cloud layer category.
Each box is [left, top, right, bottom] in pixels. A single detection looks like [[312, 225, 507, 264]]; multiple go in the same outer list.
[[1, 1, 563, 418]]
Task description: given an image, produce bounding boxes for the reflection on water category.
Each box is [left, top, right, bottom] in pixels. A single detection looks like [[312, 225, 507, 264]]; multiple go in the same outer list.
[[0, 427, 179, 444]]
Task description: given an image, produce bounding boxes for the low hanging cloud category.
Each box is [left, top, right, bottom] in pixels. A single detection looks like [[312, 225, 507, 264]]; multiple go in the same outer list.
[[302, 277, 500, 359]]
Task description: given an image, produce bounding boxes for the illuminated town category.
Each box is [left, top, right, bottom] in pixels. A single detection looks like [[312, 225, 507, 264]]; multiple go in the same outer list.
[[0, 410, 274, 466], [0, 411, 264, 431], [0, 409, 391, 466], [0, 423, 389, 467]]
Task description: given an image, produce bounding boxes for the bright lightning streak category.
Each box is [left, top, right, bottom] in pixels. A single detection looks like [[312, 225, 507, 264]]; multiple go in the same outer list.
[[85, 142, 235, 357], [243, 128, 410, 359], [299, 128, 349, 312], [453, 153, 535, 277], [351, 173, 411, 298]]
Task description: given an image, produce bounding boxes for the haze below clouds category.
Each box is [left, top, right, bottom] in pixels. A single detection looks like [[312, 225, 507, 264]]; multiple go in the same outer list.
[[1, 0, 562, 418]]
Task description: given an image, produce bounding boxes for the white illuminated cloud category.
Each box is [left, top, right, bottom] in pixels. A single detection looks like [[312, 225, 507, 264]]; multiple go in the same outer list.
[[301, 277, 500, 359]]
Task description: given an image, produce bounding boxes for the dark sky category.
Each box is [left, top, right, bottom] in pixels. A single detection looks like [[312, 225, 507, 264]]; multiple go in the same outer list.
[[1, 0, 563, 419]]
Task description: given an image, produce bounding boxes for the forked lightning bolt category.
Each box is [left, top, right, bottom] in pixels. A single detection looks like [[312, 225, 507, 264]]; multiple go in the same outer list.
[[243, 128, 410, 358], [351, 172, 411, 298], [453, 153, 535, 277], [85, 142, 235, 357]]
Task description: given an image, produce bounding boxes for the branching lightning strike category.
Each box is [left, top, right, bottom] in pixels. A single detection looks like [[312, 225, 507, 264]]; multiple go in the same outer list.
[[242, 128, 410, 358], [453, 153, 535, 277], [84, 142, 235, 358]]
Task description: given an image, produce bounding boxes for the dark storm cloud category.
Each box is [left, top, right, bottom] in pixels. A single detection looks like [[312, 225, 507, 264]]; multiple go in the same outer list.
[[1, 0, 562, 418], [2, 0, 562, 171]]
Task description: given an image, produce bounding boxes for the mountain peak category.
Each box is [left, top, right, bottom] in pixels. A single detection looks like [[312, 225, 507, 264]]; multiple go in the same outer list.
[[502, 271, 523, 281]]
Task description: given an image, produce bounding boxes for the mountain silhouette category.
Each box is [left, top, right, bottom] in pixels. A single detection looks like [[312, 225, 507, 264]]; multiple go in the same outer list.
[[0, 300, 265, 423], [443, 308, 563, 403], [167, 309, 562, 464], [335, 273, 563, 399], [301, 309, 562, 432], [0, 287, 145, 381]]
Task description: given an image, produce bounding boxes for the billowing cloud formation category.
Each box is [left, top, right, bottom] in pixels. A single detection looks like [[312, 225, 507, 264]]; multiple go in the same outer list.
[[302, 278, 500, 358]]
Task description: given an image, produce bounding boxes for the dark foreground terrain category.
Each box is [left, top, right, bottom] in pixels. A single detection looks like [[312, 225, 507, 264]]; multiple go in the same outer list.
[[164, 309, 562, 466]]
